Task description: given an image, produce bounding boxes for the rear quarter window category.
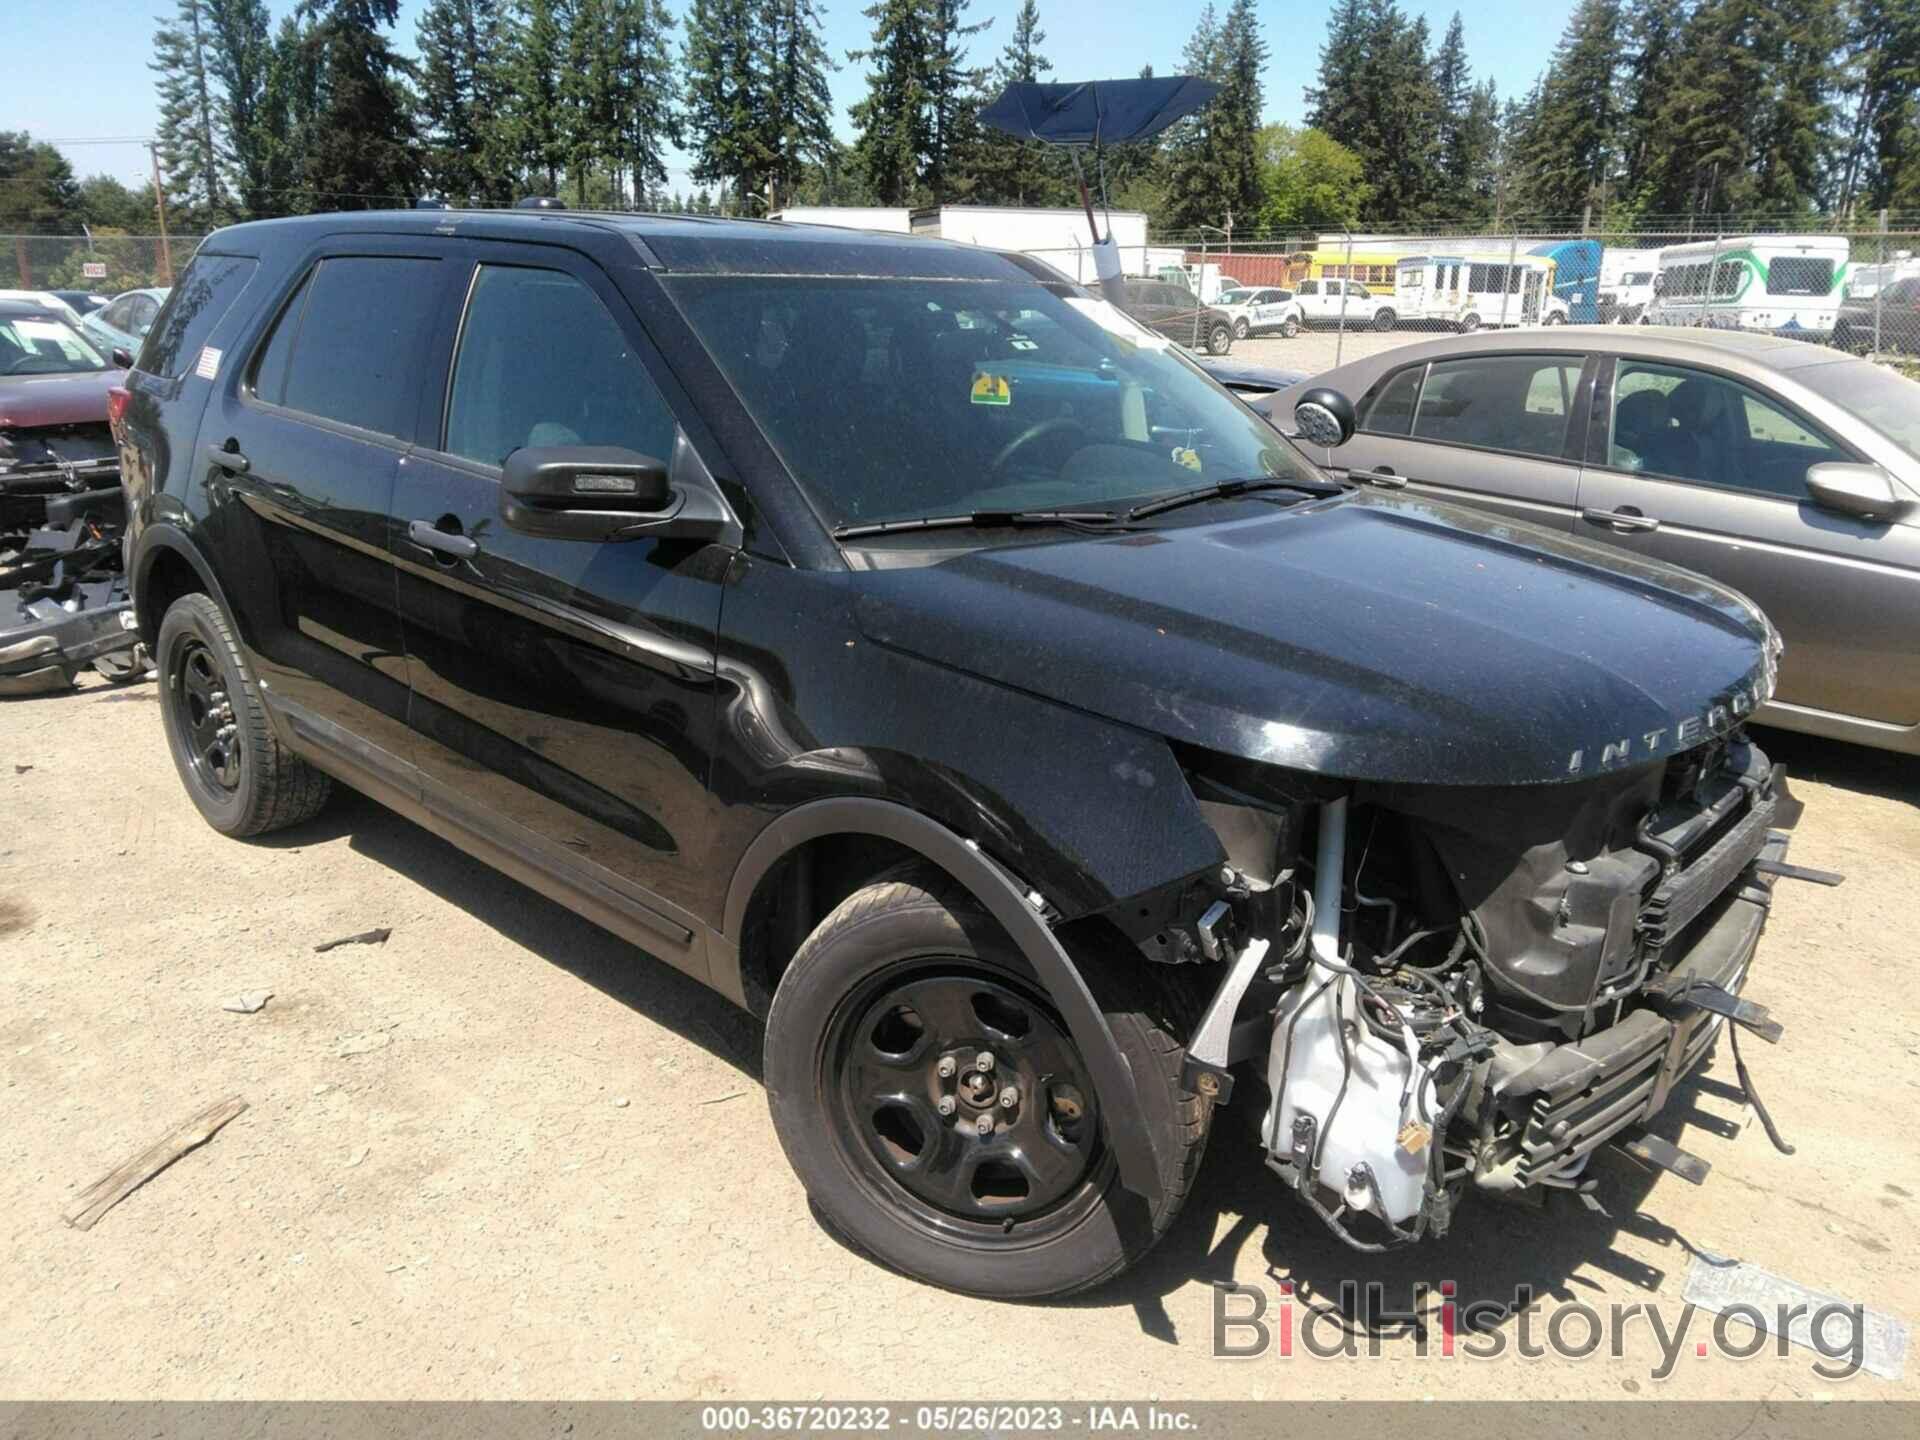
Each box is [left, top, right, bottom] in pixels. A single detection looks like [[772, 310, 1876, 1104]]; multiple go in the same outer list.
[[263, 256, 442, 438], [140, 258, 259, 378]]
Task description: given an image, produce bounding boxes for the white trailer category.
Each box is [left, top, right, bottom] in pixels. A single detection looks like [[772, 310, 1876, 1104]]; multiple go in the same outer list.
[[768, 206, 914, 233], [908, 205, 1151, 284]]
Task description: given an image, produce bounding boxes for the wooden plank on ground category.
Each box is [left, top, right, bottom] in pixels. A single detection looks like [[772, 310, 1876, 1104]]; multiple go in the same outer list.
[[61, 1095, 248, 1231]]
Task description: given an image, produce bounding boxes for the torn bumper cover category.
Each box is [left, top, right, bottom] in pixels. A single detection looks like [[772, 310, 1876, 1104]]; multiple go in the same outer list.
[[1, 482, 142, 696]]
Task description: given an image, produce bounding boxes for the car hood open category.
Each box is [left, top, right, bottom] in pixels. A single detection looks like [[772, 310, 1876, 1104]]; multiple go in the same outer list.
[[852, 493, 1778, 787]]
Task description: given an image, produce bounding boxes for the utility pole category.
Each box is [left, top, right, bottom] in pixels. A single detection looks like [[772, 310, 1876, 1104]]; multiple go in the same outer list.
[[147, 140, 174, 285]]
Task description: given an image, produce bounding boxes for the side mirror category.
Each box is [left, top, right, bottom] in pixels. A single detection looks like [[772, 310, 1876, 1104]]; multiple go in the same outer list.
[[1805, 462, 1908, 521], [1290, 387, 1357, 447], [110, 347, 133, 370], [500, 444, 732, 543]]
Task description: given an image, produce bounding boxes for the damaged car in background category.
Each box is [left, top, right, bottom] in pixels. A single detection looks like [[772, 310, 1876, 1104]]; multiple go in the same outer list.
[[121, 210, 1835, 1298], [0, 298, 145, 695]]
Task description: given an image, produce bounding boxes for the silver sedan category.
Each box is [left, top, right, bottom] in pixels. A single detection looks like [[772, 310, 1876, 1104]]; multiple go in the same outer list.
[[1263, 326, 1920, 754]]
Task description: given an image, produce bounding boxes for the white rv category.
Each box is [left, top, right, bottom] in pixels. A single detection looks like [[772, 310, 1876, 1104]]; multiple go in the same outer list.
[[1391, 253, 1568, 330], [1646, 235, 1849, 337]]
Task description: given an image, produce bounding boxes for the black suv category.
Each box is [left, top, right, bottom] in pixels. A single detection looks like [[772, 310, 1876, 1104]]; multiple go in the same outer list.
[[118, 208, 1800, 1299]]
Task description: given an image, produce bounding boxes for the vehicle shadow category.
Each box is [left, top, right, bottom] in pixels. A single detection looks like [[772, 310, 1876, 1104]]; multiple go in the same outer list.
[[267, 789, 1753, 1339], [1064, 1061, 1745, 1346], [276, 787, 765, 1081], [1750, 724, 1920, 808]]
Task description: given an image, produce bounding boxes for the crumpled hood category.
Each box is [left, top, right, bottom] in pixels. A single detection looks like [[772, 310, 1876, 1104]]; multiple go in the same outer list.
[[853, 493, 1778, 786], [0, 369, 121, 430]]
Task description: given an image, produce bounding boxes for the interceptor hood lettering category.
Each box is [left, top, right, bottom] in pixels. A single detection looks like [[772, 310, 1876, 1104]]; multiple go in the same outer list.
[[852, 493, 1778, 787]]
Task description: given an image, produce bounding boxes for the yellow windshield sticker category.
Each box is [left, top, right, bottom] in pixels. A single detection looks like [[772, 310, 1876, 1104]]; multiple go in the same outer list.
[[971, 372, 1012, 406], [1171, 446, 1202, 472]]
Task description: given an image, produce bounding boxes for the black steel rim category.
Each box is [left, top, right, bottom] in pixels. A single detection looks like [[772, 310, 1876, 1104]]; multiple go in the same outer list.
[[824, 960, 1107, 1241], [170, 635, 241, 796]]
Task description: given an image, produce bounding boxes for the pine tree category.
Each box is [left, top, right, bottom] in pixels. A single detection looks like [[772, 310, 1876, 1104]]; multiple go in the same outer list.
[[152, 0, 232, 223], [417, 0, 513, 204], [504, 0, 567, 193], [967, 1, 1069, 207], [613, 0, 682, 204], [1747, 0, 1843, 214], [1306, 0, 1443, 225], [294, 1, 419, 209], [1617, 0, 1687, 209], [923, 0, 991, 202], [1635, 0, 1766, 218], [1305, 0, 1371, 162], [1160, 5, 1235, 232], [1432, 13, 1474, 217], [204, 0, 274, 219], [259, 13, 322, 212], [1836, 0, 1917, 212], [684, 0, 771, 207], [850, 0, 932, 204], [564, 0, 625, 204], [1509, 0, 1623, 222], [763, 0, 837, 212]]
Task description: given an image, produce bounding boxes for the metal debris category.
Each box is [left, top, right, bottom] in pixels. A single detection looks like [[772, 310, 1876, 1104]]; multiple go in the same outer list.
[[1684, 1254, 1909, 1381]]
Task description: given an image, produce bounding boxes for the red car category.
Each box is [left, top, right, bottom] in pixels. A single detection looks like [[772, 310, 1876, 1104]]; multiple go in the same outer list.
[[0, 298, 143, 693]]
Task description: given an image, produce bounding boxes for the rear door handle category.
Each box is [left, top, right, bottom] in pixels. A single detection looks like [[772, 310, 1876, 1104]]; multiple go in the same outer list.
[[407, 519, 478, 559], [1583, 506, 1660, 532], [205, 443, 249, 473]]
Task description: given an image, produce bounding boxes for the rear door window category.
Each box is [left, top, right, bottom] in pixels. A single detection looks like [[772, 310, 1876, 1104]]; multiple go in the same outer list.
[[140, 255, 259, 378], [268, 256, 442, 438], [1412, 354, 1582, 457]]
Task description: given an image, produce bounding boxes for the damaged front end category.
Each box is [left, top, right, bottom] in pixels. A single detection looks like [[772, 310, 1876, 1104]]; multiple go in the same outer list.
[[1, 426, 142, 696], [1165, 728, 1827, 1251]]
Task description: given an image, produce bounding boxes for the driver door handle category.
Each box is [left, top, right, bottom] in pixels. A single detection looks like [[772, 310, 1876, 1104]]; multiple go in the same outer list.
[[1583, 506, 1660, 533], [1353, 468, 1407, 489], [407, 519, 478, 559]]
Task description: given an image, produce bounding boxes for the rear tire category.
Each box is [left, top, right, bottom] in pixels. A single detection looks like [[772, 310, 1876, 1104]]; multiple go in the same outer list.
[[764, 865, 1211, 1299], [1232, 317, 1250, 340], [1205, 322, 1233, 356], [1373, 308, 1396, 332], [1458, 312, 1482, 333], [157, 592, 332, 837]]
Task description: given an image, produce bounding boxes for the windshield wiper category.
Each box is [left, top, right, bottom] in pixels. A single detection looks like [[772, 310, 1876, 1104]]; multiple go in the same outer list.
[[1125, 475, 1346, 521], [832, 509, 1131, 540]]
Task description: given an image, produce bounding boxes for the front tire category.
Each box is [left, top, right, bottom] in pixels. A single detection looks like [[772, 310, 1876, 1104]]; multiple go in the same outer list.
[[1205, 322, 1233, 356], [157, 592, 332, 837], [764, 866, 1210, 1299], [1280, 315, 1301, 339], [1458, 312, 1481, 333]]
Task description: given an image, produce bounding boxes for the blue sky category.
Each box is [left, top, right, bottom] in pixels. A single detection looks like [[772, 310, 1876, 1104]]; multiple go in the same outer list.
[[14, 0, 1571, 200]]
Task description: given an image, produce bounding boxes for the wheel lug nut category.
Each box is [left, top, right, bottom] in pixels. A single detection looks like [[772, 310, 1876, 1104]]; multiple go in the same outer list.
[[998, 1087, 1019, 1109], [975, 1051, 994, 1074], [974, 1114, 993, 1136], [937, 1096, 956, 1117], [936, 1057, 956, 1079]]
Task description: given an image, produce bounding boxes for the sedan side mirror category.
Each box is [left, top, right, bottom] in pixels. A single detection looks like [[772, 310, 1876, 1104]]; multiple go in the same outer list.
[[110, 347, 133, 370], [1805, 462, 1908, 521], [1290, 387, 1357, 447], [500, 444, 732, 544]]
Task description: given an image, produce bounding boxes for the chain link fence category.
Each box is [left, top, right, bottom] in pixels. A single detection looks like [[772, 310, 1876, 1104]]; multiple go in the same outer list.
[[2, 235, 209, 297]]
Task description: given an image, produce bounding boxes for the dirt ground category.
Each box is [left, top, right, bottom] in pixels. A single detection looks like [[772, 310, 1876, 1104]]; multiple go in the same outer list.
[[1, 672, 1915, 1402]]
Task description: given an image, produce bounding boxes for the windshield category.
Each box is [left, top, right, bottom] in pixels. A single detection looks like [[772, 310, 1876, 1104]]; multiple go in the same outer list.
[[1796, 359, 1920, 467], [665, 276, 1318, 528], [0, 315, 109, 375]]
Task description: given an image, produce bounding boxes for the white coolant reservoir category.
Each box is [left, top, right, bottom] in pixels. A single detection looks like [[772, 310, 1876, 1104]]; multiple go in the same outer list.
[[1263, 972, 1431, 1226]]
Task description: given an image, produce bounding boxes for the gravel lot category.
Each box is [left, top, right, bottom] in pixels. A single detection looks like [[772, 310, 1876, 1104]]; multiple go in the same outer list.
[[2, 673, 1915, 1401]]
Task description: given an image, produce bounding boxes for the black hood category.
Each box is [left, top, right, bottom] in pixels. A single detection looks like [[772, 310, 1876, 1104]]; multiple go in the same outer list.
[[853, 493, 1778, 787]]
